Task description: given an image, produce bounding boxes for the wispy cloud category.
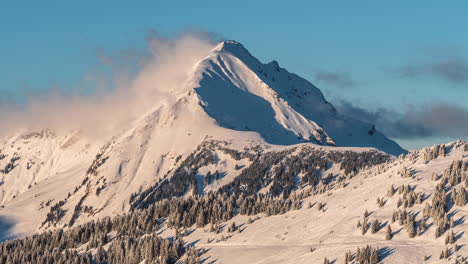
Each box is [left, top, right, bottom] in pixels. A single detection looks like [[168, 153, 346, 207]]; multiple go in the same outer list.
[[397, 56, 468, 85], [314, 71, 356, 88]]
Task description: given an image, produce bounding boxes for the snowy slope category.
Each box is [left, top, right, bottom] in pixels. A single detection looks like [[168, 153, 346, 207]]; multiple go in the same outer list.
[[0, 130, 97, 205], [170, 141, 468, 264]]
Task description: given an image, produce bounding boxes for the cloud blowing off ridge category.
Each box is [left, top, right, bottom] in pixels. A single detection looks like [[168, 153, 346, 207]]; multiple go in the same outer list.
[[0, 32, 217, 138]]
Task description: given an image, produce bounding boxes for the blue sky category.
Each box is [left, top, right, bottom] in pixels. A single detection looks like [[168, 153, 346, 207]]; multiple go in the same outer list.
[[2, 1, 468, 149]]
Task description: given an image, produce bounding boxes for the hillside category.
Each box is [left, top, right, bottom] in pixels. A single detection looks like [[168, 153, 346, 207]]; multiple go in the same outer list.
[[178, 141, 468, 264], [1, 139, 466, 263]]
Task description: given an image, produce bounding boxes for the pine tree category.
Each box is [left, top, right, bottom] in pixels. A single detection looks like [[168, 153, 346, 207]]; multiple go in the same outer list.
[[445, 230, 455, 244], [228, 222, 237, 233], [344, 250, 352, 263], [317, 202, 323, 211], [204, 171, 212, 185], [370, 219, 380, 234], [361, 218, 368, 235], [364, 209, 370, 218], [406, 215, 416, 238], [387, 184, 395, 197], [386, 224, 393, 240]]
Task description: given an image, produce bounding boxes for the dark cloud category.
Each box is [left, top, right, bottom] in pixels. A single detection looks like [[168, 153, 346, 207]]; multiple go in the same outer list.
[[398, 57, 468, 85], [336, 100, 468, 140], [314, 71, 356, 88]]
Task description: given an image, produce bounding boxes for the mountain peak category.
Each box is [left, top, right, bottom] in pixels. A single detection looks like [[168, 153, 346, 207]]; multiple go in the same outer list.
[[212, 40, 252, 57], [193, 40, 406, 155], [214, 40, 244, 49]]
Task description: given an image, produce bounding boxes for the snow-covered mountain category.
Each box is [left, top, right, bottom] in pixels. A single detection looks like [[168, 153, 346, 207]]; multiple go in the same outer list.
[[193, 41, 405, 155], [6, 40, 467, 263], [0, 40, 404, 235]]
